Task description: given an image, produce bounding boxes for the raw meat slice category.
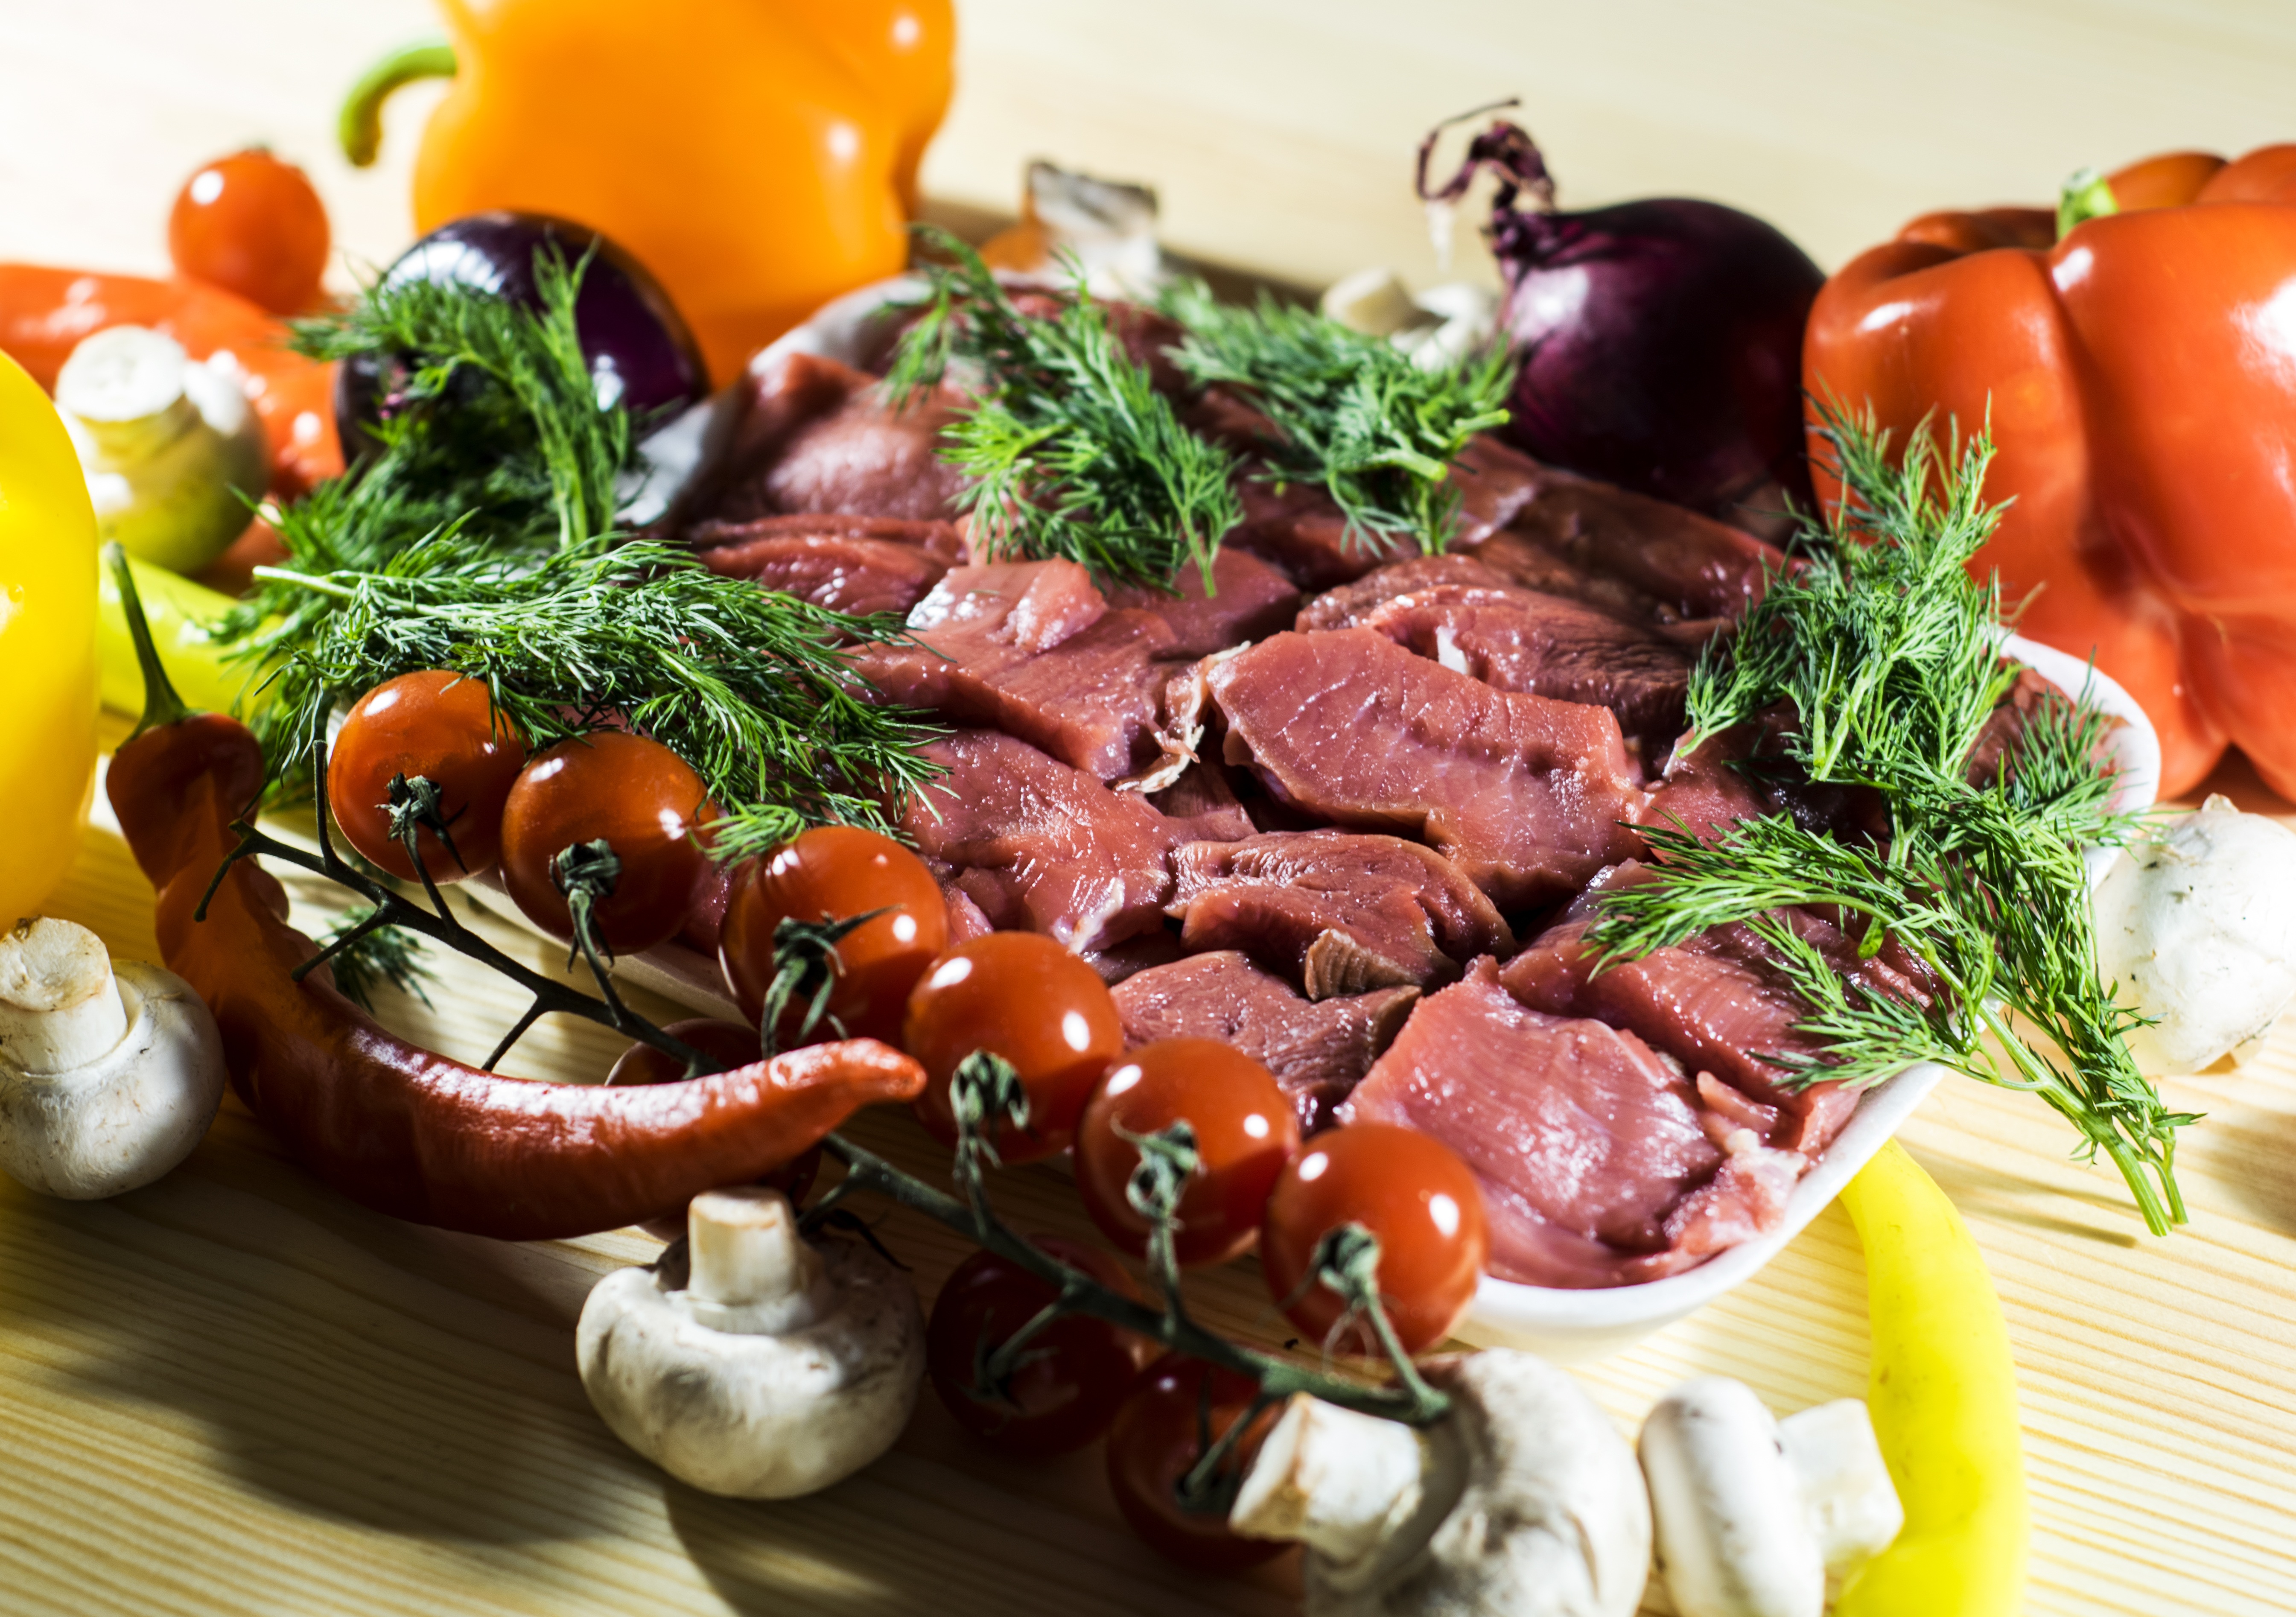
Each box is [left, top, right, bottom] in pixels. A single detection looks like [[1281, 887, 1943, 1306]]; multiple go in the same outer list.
[[1111, 950, 1418, 1135], [1455, 437, 1783, 625], [673, 350, 966, 529], [1206, 629, 1648, 909], [901, 730, 1179, 952], [1167, 831, 1514, 997], [1297, 554, 1693, 758], [696, 522, 960, 619], [1108, 546, 1302, 659], [851, 560, 1189, 782], [1496, 867, 1931, 1156], [1148, 762, 1256, 843], [689, 511, 968, 564], [1344, 961, 1792, 1289], [1082, 928, 1187, 986], [1223, 475, 1392, 590]]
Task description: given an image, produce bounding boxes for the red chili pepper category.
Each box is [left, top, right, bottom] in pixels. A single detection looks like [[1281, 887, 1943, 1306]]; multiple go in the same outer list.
[[106, 698, 924, 1241]]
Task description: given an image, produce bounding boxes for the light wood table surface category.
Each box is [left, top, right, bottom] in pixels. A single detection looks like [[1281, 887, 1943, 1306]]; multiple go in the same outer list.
[[8, 3, 2296, 1612]]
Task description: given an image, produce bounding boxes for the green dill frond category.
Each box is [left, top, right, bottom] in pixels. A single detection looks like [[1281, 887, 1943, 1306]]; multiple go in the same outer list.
[[320, 905, 435, 1011], [1159, 279, 1514, 556], [890, 231, 1243, 591], [1595, 399, 2191, 1235], [257, 539, 945, 860], [215, 246, 634, 674]]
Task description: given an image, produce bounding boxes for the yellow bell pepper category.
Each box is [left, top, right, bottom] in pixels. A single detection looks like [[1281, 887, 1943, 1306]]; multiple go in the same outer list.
[[0, 350, 99, 921], [1836, 1140, 2031, 1617]]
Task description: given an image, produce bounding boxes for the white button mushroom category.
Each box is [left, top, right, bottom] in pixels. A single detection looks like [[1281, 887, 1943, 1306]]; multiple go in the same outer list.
[[1638, 1378, 1903, 1617], [0, 917, 227, 1199], [1230, 1348, 1651, 1617], [55, 324, 268, 575], [576, 1186, 924, 1498], [2092, 794, 2296, 1074]]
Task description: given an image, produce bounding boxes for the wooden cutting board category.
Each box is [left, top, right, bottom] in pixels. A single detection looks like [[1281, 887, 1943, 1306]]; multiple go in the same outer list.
[[7, 4, 2296, 1609]]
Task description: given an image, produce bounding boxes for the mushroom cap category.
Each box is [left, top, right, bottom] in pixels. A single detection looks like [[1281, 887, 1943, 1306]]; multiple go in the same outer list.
[[1301, 1348, 1651, 1617], [2093, 798, 2296, 1074], [576, 1227, 923, 1499], [0, 962, 225, 1200]]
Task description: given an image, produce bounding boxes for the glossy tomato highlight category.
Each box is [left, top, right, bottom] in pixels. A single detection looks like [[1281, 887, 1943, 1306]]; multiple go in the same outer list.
[[499, 732, 713, 954], [1260, 1122, 1487, 1355], [925, 1236, 1149, 1456], [1076, 1039, 1299, 1267], [168, 149, 332, 315], [328, 670, 524, 882], [904, 933, 1123, 1164], [720, 826, 947, 1045]]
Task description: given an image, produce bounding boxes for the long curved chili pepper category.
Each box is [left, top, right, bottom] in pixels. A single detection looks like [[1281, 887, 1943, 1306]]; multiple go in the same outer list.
[[105, 623, 924, 1241]]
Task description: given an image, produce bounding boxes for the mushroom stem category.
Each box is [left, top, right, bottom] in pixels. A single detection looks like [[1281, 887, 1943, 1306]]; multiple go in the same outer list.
[[1777, 1398, 1904, 1583], [0, 919, 129, 1075], [685, 1187, 829, 1334], [1230, 1392, 1428, 1565]]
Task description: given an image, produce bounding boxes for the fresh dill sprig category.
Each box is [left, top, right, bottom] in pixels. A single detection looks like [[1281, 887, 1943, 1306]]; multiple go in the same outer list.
[[319, 905, 435, 1011], [1158, 279, 1514, 556], [1591, 400, 2195, 1236], [888, 231, 1243, 591], [254, 538, 945, 861]]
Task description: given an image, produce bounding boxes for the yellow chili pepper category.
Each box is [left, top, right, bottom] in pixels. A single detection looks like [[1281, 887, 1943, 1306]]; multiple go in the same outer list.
[[1835, 1140, 2030, 1617], [95, 554, 247, 720], [0, 349, 99, 921]]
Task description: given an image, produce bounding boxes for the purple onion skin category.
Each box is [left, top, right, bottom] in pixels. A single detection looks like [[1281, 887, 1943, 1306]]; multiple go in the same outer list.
[[1493, 197, 1824, 520], [336, 211, 711, 464]]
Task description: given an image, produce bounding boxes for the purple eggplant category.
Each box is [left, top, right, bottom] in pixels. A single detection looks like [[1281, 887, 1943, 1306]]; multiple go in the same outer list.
[[1421, 114, 1823, 522], [336, 211, 710, 463]]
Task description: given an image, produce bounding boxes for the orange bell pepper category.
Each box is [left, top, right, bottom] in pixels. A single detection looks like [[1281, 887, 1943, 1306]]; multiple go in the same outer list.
[[1804, 143, 2296, 799], [346, 2, 955, 388], [0, 265, 341, 499]]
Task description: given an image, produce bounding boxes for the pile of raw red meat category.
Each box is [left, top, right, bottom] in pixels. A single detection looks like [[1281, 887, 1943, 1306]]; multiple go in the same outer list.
[[662, 314, 1939, 1290]]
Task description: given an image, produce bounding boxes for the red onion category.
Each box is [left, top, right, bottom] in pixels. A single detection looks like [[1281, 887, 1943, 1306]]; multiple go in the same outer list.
[[1421, 113, 1823, 522]]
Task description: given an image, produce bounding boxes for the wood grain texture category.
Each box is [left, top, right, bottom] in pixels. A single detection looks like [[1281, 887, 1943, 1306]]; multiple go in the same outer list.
[[8, 4, 2296, 1610]]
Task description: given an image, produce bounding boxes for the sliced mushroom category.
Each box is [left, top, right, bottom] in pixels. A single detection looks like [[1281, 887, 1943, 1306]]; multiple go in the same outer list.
[[1639, 1377, 1903, 1617], [576, 1186, 924, 1498], [1231, 1347, 1651, 1617], [0, 917, 227, 1199]]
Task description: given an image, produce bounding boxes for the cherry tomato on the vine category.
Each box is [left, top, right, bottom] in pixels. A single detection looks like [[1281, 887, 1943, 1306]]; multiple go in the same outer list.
[[608, 1018, 819, 1237], [1260, 1122, 1488, 1356], [904, 932, 1123, 1165], [719, 826, 947, 1046], [499, 732, 713, 954], [1104, 1354, 1284, 1573], [925, 1235, 1149, 1456], [1077, 1039, 1300, 1267], [329, 670, 524, 883], [167, 149, 331, 315]]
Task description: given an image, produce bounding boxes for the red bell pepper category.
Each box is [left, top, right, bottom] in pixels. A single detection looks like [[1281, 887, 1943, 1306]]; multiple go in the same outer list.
[[1804, 143, 2296, 799]]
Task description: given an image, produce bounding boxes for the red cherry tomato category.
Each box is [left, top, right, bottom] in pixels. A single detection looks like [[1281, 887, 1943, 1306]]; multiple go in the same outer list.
[[328, 670, 524, 883], [925, 1236, 1149, 1456], [167, 149, 331, 315], [608, 1018, 819, 1229], [719, 826, 948, 1046], [1104, 1355, 1284, 1573], [499, 732, 713, 954], [1260, 1122, 1488, 1356], [903, 933, 1123, 1165], [1077, 1039, 1301, 1267]]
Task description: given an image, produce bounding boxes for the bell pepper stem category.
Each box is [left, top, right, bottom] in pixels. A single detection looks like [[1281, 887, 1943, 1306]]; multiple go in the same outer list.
[[2057, 166, 2120, 239], [340, 41, 458, 169], [106, 543, 192, 738]]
